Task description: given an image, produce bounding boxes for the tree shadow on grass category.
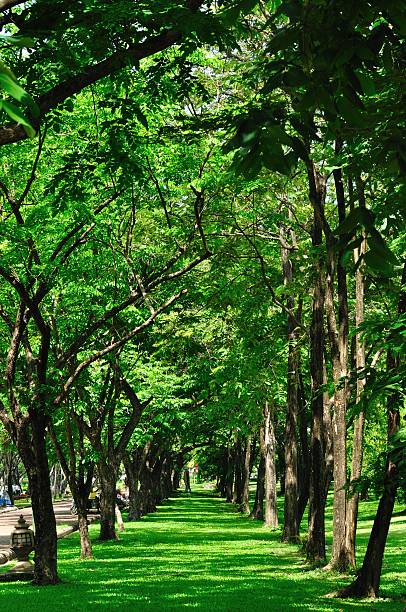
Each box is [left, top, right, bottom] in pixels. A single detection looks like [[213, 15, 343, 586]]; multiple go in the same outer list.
[[0, 492, 403, 612]]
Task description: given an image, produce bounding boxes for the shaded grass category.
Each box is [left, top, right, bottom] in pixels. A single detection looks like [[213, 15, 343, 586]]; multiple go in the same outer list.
[[0, 489, 404, 611]]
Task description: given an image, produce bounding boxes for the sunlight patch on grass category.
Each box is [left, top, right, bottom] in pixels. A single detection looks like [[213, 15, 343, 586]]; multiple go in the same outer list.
[[0, 490, 404, 611]]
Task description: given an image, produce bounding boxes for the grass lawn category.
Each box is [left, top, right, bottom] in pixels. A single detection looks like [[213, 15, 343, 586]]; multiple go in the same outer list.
[[13, 499, 32, 509], [0, 489, 404, 611]]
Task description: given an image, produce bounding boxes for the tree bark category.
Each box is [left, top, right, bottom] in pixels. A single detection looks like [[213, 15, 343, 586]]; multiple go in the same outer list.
[[338, 266, 405, 597], [4, 452, 16, 505], [322, 360, 334, 504], [281, 222, 301, 542], [337, 417, 399, 598], [232, 435, 243, 505], [98, 462, 118, 541], [48, 414, 94, 559], [306, 164, 327, 563], [17, 416, 59, 584], [172, 453, 184, 492], [172, 469, 181, 491], [250, 453, 265, 520], [240, 434, 252, 514], [320, 160, 351, 571], [139, 457, 157, 515], [297, 370, 310, 526], [76, 500, 93, 559], [123, 443, 151, 521], [184, 469, 191, 493], [164, 455, 174, 498], [325, 265, 349, 569], [263, 401, 278, 528], [225, 440, 234, 502], [123, 453, 141, 520], [282, 323, 300, 541], [345, 176, 367, 568], [115, 504, 125, 532]]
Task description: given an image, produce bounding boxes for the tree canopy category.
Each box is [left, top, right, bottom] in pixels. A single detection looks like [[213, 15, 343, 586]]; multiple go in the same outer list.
[[0, 0, 404, 598]]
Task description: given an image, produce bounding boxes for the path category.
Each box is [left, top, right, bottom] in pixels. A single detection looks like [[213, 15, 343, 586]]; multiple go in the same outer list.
[[0, 500, 95, 552]]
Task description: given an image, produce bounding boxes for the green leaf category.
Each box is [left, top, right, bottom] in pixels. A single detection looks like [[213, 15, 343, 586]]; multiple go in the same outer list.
[[0, 73, 40, 118], [337, 207, 375, 235], [368, 228, 398, 265], [242, 130, 257, 145], [356, 72, 376, 96], [0, 34, 35, 48], [364, 250, 393, 277], [0, 61, 16, 80], [267, 125, 292, 146], [267, 28, 298, 53], [336, 96, 366, 127], [0, 73, 30, 103], [135, 108, 148, 129], [0, 99, 32, 129]]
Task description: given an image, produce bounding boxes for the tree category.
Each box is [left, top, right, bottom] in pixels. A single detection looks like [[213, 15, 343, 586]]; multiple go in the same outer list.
[[0, 90, 212, 581]]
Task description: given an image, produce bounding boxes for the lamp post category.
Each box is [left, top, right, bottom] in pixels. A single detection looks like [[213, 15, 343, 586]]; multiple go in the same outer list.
[[0, 515, 35, 582]]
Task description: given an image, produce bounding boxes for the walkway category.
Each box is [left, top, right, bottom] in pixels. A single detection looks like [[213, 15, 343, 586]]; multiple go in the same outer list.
[[0, 500, 90, 552]]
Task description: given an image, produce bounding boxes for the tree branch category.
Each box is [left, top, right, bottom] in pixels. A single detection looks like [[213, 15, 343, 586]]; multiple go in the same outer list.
[[54, 289, 187, 405], [233, 221, 306, 331], [0, 0, 24, 12], [0, 14, 204, 147], [48, 421, 71, 481], [50, 189, 123, 262], [115, 378, 151, 456], [0, 266, 49, 337]]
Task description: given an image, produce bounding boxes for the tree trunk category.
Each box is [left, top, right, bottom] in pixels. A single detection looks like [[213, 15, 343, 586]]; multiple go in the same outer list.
[[282, 333, 299, 541], [338, 266, 405, 598], [345, 176, 367, 568], [240, 434, 251, 514], [297, 370, 310, 526], [123, 454, 141, 521], [232, 435, 243, 505], [250, 453, 265, 520], [98, 462, 118, 541], [325, 266, 350, 570], [172, 454, 184, 492], [162, 455, 173, 498], [76, 499, 92, 559], [172, 469, 181, 491], [115, 504, 125, 532], [338, 413, 399, 597], [139, 460, 156, 515], [184, 469, 191, 493], [324, 160, 351, 571], [225, 441, 234, 502], [281, 222, 300, 542], [338, 402, 400, 598], [18, 416, 59, 584], [329, 387, 348, 570], [217, 450, 227, 497], [306, 164, 326, 563], [263, 401, 278, 528], [322, 362, 334, 504], [7, 467, 14, 506]]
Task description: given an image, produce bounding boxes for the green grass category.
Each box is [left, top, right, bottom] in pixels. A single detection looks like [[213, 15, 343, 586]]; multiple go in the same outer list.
[[13, 499, 32, 509], [0, 489, 404, 611]]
